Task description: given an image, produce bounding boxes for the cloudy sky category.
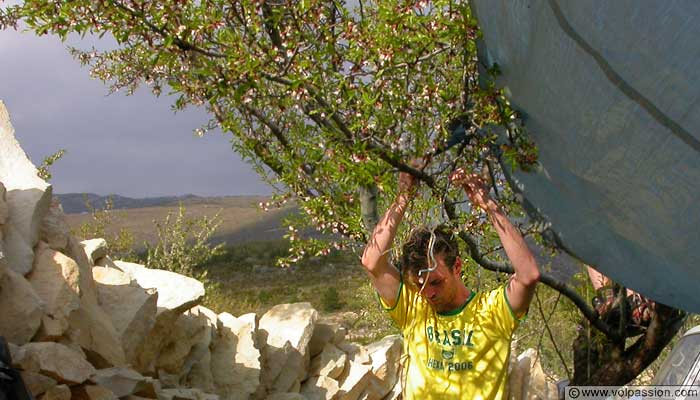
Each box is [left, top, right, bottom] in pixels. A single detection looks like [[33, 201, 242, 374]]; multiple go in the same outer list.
[[0, 27, 271, 197]]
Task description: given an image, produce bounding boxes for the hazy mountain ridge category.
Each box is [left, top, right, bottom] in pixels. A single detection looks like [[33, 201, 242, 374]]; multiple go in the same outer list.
[[57, 193, 209, 214]]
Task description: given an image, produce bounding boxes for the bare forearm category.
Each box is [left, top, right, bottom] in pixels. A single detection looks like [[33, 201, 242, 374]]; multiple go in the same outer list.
[[361, 193, 410, 272], [485, 203, 540, 285]]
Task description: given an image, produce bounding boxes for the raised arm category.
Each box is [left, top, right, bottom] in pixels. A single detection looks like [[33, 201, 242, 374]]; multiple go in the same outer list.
[[360, 172, 415, 307], [450, 168, 540, 317]]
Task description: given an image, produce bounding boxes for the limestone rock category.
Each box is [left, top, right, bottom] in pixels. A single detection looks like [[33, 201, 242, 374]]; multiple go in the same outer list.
[[158, 388, 219, 400], [336, 361, 372, 400], [308, 322, 342, 357], [18, 342, 95, 385], [309, 343, 346, 379], [185, 349, 215, 393], [0, 101, 52, 275], [364, 335, 402, 398], [67, 296, 127, 368], [174, 307, 218, 391], [156, 305, 214, 379], [110, 260, 205, 373], [0, 268, 43, 344], [0, 240, 6, 281], [258, 303, 318, 395], [39, 197, 70, 252], [300, 375, 340, 400], [382, 380, 402, 400], [211, 312, 261, 400], [91, 367, 160, 398], [81, 238, 108, 266], [508, 348, 558, 400], [112, 260, 205, 313], [266, 394, 305, 400], [20, 371, 57, 397], [37, 314, 70, 341], [42, 384, 71, 400], [259, 303, 318, 355], [0, 181, 8, 224], [65, 235, 99, 304], [28, 242, 81, 338], [93, 266, 157, 364], [337, 343, 371, 366], [71, 385, 119, 400]]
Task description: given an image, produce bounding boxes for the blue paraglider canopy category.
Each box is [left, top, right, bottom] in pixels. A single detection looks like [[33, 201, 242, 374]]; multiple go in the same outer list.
[[470, 0, 700, 312]]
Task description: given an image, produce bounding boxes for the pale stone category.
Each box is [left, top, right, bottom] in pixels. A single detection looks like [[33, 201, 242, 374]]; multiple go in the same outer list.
[[28, 242, 81, 329], [258, 303, 318, 395], [21, 371, 57, 397], [259, 303, 318, 355], [156, 306, 212, 378], [337, 343, 371, 365], [71, 384, 119, 400], [507, 348, 558, 400], [0, 181, 8, 224], [308, 322, 341, 357], [19, 342, 95, 385], [333, 326, 347, 345], [211, 312, 261, 400], [93, 266, 158, 365], [336, 361, 372, 400], [0, 240, 6, 281], [92, 367, 160, 398], [382, 380, 402, 400], [0, 268, 43, 344], [112, 260, 205, 313], [0, 102, 52, 275], [266, 394, 305, 400], [67, 296, 127, 368], [309, 343, 347, 379], [185, 349, 214, 393], [3, 222, 38, 275], [158, 388, 219, 400], [42, 384, 71, 400], [65, 235, 99, 304], [36, 314, 70, 341], [112, 260, 205, 373], [81, 238, 108, 266], [40, 197, 70, 252], [364, 335, 402, 398], [300, 375, 340, 400]]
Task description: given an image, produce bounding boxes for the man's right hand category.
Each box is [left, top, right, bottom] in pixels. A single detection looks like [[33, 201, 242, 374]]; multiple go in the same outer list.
[[398, 171, 417, 200]]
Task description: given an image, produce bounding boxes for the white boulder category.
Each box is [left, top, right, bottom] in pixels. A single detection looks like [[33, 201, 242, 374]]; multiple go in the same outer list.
[[16, 342, 96, 385], [0, 268, 43, 344], [211, 312, 261, 400], [92, 266, 158, 365], [0, 101, 52, 275]]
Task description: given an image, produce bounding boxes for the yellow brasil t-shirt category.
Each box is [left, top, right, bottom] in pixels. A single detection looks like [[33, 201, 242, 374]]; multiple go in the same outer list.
[[380, 280, 522, 400]]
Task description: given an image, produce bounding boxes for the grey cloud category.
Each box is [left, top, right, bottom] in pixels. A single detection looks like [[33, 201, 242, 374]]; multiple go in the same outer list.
[[0, 28, 271, 197]]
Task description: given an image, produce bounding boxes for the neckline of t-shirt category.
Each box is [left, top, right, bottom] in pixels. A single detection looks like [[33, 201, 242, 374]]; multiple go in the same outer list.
[[437, 289, 476, 317]]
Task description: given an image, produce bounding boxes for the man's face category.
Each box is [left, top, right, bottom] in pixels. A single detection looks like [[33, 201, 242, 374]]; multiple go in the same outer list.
[[408, 254, 463, 313]]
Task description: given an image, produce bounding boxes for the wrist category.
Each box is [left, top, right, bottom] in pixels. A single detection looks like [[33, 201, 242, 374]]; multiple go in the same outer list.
[[396, 191, 413, 207]]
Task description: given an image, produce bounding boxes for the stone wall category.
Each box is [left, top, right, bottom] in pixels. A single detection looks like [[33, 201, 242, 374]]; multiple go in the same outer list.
[[0, 100, 558, 400]]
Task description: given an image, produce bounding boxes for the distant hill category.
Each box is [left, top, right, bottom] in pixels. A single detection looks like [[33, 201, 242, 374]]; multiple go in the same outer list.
[[56, 193, 202, 214], [60, 194, 297, 247]]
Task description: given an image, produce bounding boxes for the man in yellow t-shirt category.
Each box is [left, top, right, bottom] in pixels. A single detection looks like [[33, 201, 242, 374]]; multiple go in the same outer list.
[[361, 167, 540, 400]]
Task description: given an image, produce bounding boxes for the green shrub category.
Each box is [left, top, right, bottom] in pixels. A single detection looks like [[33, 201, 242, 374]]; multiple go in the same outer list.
[[321, 287, 344, 312], [145, 203, 223, 279], [75, 196, 137, 261]]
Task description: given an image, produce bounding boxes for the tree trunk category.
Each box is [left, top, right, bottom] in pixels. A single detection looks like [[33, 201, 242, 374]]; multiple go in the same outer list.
[[572, 303, 686, 385]]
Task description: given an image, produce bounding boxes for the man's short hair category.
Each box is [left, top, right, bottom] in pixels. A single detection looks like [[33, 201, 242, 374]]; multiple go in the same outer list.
[[400, 225, 459, 279]]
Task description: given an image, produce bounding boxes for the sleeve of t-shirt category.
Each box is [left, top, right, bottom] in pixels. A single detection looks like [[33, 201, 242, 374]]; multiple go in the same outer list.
[[377, 278, 410, 330], [484, 283, 527, 339]]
